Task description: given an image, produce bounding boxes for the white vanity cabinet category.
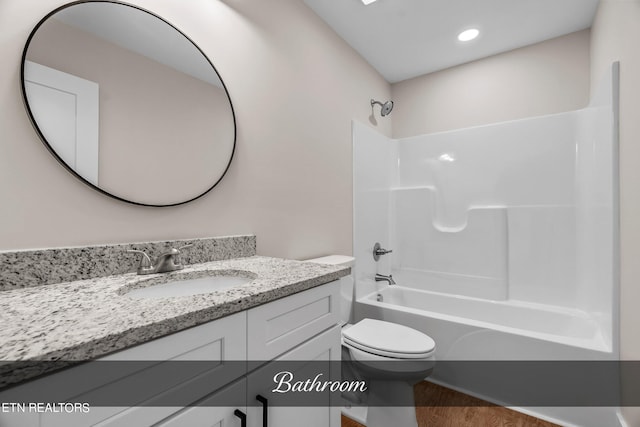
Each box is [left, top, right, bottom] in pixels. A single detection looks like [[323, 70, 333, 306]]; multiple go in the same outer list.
[[1, 280, 341, 427], [158, 326, 342, 427], [156, 281, 342, 427]]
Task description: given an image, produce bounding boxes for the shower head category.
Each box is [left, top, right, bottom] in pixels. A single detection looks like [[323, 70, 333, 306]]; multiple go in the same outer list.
[[371, 99, 394, 117]]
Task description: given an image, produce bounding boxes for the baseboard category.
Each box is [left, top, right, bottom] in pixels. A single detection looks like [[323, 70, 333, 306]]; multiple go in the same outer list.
[[341, 405, 367, 425]]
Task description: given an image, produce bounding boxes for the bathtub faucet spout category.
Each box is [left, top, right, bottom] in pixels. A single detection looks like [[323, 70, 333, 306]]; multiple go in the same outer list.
[[375, 273, 396, 286]]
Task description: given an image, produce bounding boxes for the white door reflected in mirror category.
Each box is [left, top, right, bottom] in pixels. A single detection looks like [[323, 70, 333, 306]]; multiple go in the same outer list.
[[24, 61, 99, 185]]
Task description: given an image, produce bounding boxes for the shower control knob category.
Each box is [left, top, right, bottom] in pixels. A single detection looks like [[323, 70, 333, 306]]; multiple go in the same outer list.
[[373, 242, 393, 261]]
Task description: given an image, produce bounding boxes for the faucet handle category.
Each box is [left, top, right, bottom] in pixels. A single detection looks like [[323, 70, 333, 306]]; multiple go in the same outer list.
[[172, 243, 193, 267], [157, 244, 192, 258], [373, 242, 393, 261], [176, 244, 193, 252], [127, 249, 153, 274]]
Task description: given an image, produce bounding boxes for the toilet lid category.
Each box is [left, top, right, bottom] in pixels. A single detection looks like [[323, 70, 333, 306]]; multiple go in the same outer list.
[[343, 318, 435, 358]]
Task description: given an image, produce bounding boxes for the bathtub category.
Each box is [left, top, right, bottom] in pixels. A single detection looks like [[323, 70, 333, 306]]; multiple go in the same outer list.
[[355, 286, 612, 358], [353, 285, 620, 427]]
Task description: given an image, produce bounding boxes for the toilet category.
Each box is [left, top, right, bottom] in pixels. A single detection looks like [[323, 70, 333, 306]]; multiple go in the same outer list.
[[305, 255, 436, 427]]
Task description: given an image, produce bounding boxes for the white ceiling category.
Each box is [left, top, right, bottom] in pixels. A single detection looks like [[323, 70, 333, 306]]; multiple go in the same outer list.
[[303, 0, 600, 83], [54, 2, 223, 88]]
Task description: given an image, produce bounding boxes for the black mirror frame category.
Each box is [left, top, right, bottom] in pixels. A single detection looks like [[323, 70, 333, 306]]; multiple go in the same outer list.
[[20, 0, 237, 207]]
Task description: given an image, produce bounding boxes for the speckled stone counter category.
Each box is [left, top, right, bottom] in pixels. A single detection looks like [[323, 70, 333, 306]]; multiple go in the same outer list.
[[0, 256, 349, 386], [0, 235, 256, 290]]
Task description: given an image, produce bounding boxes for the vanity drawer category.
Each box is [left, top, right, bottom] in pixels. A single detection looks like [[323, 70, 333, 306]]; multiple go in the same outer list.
[[247, 281, 340, 360], [100, 310, 246, 362], [39, 311, 247, 427]]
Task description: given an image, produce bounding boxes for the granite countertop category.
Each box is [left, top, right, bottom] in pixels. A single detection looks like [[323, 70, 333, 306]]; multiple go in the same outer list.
[[0, 256, 349, 385]]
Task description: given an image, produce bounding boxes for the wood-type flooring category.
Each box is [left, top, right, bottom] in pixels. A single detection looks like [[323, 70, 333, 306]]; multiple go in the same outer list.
[[341, 381, 560, 427]]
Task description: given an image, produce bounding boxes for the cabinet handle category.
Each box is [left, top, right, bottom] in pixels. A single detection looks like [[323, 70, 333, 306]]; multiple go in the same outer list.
[[256, 395, 268, 427], [234, 409, 247, 427]]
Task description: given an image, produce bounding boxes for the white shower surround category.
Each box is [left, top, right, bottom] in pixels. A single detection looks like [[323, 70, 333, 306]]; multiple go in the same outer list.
[[352, 64, 619, 427]]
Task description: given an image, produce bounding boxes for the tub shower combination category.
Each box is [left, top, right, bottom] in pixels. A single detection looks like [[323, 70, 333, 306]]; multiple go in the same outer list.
[[352, 65, 619, 427]]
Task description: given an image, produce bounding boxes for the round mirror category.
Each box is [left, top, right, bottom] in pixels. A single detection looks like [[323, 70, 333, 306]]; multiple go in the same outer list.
[[21, 1, 236, 206]]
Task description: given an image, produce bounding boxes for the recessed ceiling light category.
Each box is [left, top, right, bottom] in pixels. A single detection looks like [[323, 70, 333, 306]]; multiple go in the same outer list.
[[361, 0, 377, 5], [458, 28, 479, 42]]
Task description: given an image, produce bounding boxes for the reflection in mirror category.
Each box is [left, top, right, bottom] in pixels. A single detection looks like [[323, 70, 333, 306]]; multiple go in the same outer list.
[[22, 1, 236, 206]]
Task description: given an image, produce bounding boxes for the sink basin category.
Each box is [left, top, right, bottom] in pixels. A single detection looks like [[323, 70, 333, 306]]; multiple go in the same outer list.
[[124, 271, 255, 299]]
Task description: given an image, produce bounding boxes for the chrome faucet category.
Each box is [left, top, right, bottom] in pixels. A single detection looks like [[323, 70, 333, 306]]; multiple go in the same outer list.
[[127, 244, 192, 275], [375, 273, 396, 286]]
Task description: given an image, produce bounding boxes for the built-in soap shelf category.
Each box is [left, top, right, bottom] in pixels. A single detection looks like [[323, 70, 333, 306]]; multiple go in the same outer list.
[[390, 186, 507, 233], [390, 186, 571, 233], [391, 186, 508, 295], [390, 186, 576, 301]]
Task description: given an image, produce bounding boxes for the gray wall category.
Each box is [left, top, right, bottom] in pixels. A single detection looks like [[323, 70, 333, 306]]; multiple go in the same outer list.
[[391, 29, 590, 138]]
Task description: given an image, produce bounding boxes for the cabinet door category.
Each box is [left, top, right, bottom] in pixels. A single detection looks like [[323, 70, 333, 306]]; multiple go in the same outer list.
[[154, 378, 247, 427], [247, 326, 341, 427]]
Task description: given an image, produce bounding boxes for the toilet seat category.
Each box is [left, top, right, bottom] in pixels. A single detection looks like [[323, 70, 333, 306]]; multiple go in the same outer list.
[[342, 318, 435, 359]]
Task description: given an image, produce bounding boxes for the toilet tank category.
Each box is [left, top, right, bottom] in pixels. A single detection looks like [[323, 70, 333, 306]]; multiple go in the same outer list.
[[303, 255, 355, 325]]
